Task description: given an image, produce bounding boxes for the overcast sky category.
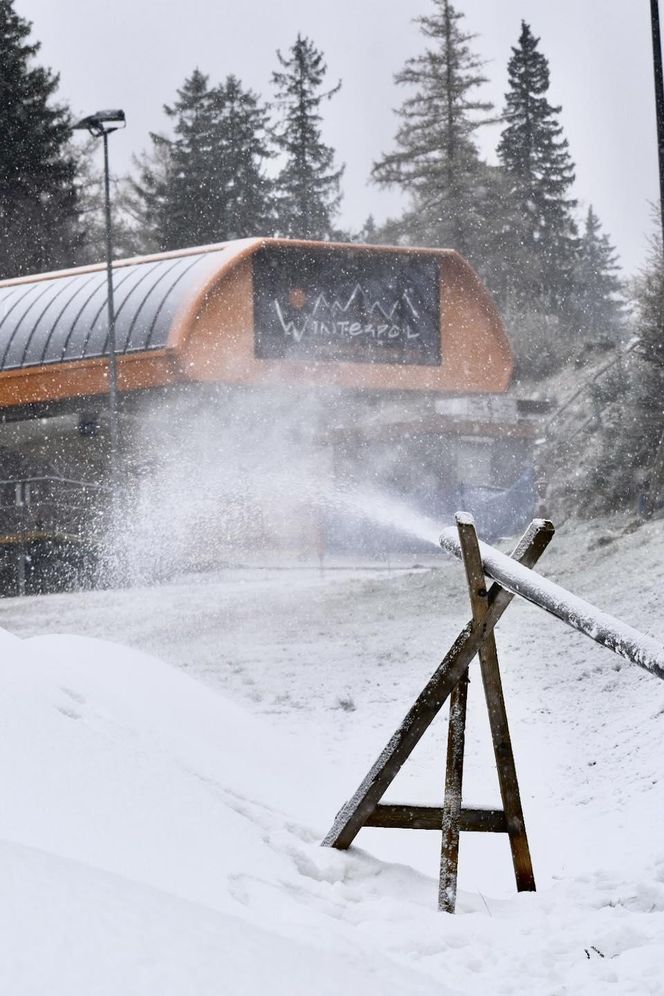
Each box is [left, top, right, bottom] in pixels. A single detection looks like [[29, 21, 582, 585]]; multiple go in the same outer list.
[[14, 0, 659, 276]]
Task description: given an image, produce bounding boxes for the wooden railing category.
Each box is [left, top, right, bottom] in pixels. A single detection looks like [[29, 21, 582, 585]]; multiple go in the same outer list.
[[439, 516, 664, 681]]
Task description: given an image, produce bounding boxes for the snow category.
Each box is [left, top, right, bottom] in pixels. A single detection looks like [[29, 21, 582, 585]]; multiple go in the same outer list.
[[0, 514, 663, 993], [0, 841, 440, 996], [0, 627, 448, 995]]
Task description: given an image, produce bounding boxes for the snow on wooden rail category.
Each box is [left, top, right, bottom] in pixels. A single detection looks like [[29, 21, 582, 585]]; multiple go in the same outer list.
[[439, 519, 664, 682]]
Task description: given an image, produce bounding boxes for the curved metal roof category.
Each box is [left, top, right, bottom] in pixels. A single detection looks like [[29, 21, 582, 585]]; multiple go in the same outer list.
[[0, 247, 232, 372], [0, 238, 513, 409]]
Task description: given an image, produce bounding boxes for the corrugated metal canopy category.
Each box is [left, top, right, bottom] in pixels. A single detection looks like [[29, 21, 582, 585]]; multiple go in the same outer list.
[[0, 247, 231, 371], [0, 238, 514, 410]]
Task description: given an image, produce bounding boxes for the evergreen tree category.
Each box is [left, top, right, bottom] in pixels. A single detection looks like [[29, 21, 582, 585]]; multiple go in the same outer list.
[[497, 21, 578, 315], [128, 135, 173, 254], [132, 69, 274, 251], [132, 69, 209, 251], [271, 35, 343, 240], [0, 0, 83, 278], [75, 139, 143, 263], [574, 206, 626, 349], [555, 216, 660, 517], [209, 75, 274, 238], [635, 223, 664, 362], [371, 0, 493, 258], [357, 215, 379, 244], [626, 221, 664, 513]]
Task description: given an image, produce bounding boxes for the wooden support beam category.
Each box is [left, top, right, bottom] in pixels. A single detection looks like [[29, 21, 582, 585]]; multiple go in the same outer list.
[[439, 659, 469, 911], [365, 804, 507, 833], [322, 518, 555, 851], [456, 514, 536, 896]]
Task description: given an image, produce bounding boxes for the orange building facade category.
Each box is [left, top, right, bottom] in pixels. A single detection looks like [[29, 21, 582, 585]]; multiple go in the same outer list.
[[0, 238, 513, 410], [0, 239, 535, 591]]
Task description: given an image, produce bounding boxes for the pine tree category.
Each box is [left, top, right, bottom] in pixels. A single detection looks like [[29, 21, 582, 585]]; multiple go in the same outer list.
[[371, 0, 493, 258], [357, 215, 379, 244], [628, 221, 664, 514], [132, 69, 274, 251], [75, 139, 143, 263], [555, 215, 660, 517], [574, 206, 626, 350], [635, 225, 664, 362], [132, 69, 208, 251], [128, 135, 173, 254], [0, 0, 83, 278], [497, 21, 578, 315], [271, 34, 343, 240], [207, 75, 274, 239]]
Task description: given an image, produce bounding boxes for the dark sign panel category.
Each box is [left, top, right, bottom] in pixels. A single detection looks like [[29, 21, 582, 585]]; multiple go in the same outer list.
[[253, 246, 441, 366]]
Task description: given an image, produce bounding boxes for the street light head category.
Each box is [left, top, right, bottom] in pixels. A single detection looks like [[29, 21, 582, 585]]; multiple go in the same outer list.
[[73, 109, 126, 137]]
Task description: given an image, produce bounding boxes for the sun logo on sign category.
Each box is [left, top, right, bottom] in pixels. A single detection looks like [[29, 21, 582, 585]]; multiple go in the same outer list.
[[288, 288, 307, 310]]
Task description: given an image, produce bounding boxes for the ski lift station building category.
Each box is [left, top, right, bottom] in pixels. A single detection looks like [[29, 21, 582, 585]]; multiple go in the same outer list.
[[0, 238, 538, 588]]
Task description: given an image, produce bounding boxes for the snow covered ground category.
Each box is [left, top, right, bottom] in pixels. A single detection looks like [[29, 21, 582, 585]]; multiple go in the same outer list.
[[0, 513, 663, 993]]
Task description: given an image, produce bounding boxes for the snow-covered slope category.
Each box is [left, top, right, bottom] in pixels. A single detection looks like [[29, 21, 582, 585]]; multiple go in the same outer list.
[[0, 514, 663, 994], [0, 840, 440, 996], [0, 631, 448, 995]]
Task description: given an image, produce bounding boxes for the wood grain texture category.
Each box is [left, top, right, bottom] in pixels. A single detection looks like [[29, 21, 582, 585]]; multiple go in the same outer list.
[[456, 515, 536, 895]]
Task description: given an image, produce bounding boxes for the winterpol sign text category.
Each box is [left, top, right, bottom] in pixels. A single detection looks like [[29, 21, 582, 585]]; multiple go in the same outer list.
[[253, 245, 441, 366], [274, 284, 424, 346]]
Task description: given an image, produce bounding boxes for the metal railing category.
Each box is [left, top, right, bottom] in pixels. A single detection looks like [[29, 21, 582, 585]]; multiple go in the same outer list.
[[0, 476, 104, 541]]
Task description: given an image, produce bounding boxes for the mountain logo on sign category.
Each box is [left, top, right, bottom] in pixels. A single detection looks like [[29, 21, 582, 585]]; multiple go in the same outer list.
[[274, 283, 420, 343]]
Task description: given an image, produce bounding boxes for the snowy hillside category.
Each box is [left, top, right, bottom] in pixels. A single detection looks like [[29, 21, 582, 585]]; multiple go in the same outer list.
[[0, 513, 663, 994]]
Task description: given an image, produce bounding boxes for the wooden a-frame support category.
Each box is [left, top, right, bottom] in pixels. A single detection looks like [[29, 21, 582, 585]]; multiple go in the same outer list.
[[322, 514, 556, 913]]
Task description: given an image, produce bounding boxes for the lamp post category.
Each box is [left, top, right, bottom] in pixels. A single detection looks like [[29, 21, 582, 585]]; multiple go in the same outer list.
[[72, 109, 126, 485], [650, 0, 664, 249]]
